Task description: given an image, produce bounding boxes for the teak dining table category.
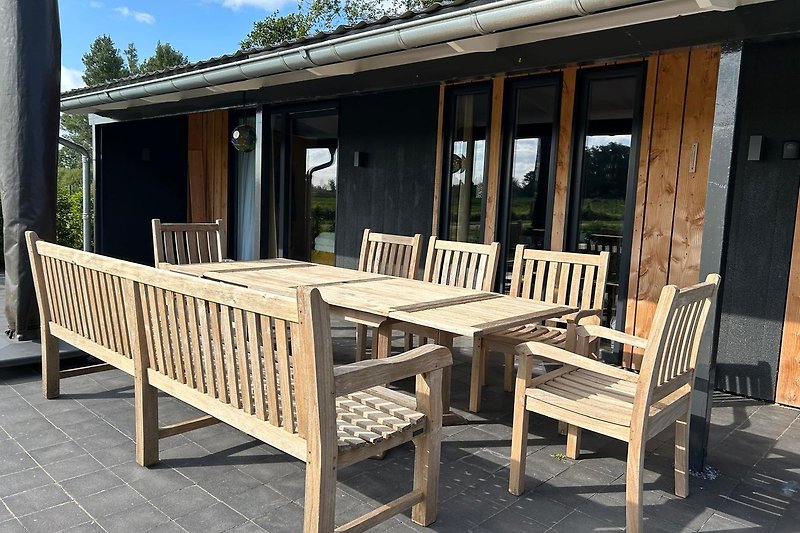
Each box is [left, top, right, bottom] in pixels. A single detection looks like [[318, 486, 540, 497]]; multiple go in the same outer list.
[[166, 259, 575, 424]]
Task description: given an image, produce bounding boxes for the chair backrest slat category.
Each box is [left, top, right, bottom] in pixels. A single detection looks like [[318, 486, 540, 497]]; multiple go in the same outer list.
[[152, 218, 226, 267], [358, 229, 422, 280], [636, 275, 720, 406], [423, 237, 500, 291], [509, 246, 609, 314]]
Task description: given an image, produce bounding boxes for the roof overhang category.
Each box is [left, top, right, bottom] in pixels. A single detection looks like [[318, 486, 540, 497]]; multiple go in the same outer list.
[[60, 0, 773, 115]]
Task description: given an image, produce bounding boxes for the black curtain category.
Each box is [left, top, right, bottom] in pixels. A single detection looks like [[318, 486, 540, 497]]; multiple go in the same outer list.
[[0, 0, 61, 337]]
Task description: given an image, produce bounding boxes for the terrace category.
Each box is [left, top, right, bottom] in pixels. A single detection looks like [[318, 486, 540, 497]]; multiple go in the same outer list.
[[1, 327, 797, 533]]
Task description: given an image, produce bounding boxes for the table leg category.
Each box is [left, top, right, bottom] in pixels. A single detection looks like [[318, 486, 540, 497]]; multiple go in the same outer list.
[[435, 331, 467, 426], [375, 320, 393, 360]]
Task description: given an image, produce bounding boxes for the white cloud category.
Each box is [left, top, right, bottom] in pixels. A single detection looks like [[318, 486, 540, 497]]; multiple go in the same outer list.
[[115, 6, 155, 24], [89, 1, 104, 7], [218, 0, 288, 10], [61, 66, 85, 92]]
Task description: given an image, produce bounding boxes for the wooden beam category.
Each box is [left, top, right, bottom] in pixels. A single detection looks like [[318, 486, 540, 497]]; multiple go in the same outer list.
[[778, 191, 800, 406], [630, 50, 690, 365], [158, 415, 220, 439], [431, 83, 446, 237], [624, 54, 659, 364], [668, 45, 721, 288], [550, 67, 577, 251], [483, 75, 505, 244]]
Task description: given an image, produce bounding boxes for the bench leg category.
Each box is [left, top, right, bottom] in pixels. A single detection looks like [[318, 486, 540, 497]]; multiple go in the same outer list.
[[674, 412, 690, 498], [468, 337, 484, 413], [42, 331, 60, 399], [355, 324, 367, 362], [509, 354, 534, 496], [303, 449, 337, 533], [412, 368, 442, 526], [135, 375, 159, 467]]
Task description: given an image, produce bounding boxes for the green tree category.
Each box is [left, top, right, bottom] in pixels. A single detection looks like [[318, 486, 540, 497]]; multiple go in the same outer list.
[[125, 42, 140, 75], [241, 0, 441, 49], [60, 35, 129, 167], [140, 41, 190, 74], [82, 35, 129, 85]]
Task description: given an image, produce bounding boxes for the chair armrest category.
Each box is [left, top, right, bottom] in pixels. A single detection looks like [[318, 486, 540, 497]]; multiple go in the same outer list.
[[562, 308, 603, 324], [515, 341, 639, 383], [334, 344, 452, 396], [576, 324, 648, 349]]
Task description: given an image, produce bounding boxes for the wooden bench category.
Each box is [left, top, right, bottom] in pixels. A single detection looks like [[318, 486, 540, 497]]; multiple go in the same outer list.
[[27, 232, 138, 398], [27, 232, 452, 533]]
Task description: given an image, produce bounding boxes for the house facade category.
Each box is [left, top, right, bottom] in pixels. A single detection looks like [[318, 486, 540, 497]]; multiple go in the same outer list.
[[60, 0, 800, 467]]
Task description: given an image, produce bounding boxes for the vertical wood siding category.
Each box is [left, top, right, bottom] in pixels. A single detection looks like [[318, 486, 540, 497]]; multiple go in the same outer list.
[[625, 45, 720, 367], [187, 110, 229, 224]]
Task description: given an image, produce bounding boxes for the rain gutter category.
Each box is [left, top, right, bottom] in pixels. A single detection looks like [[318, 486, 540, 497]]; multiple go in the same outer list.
[[60, 0, 762, 112]]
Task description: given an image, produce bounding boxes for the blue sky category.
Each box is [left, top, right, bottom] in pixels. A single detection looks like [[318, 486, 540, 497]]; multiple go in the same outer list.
[[59, 0, 294, 91]]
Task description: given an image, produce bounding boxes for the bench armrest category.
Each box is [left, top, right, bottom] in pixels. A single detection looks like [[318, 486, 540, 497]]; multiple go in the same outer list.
[[515, 341, 639, 383], [576, 324, 648, 349], [334, 344, 453, 396]]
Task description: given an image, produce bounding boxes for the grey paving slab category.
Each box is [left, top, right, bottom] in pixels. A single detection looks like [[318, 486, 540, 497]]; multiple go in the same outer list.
[[0, 325, 796, 533]]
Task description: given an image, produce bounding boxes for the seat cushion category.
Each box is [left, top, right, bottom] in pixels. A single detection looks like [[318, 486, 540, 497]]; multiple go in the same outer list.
[[336, 387, 425, 451]]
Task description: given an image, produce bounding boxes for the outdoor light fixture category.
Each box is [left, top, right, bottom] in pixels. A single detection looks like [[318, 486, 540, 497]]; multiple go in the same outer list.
[[231, 124, 256, 152]]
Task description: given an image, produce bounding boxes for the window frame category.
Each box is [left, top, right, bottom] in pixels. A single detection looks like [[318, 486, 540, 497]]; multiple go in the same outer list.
[[566, 63, 647, 336], [439, 82, 494, 242]]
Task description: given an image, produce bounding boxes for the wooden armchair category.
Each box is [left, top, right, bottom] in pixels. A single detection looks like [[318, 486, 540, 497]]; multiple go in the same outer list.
[[508, 274, 720, 533], [152, 218, 226, 267], [469, 246, 608, 411], [353, 229, 423, 361]]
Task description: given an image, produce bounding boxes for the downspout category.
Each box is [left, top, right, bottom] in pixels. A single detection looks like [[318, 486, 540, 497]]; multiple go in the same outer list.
[[58, 137, 91, 252]]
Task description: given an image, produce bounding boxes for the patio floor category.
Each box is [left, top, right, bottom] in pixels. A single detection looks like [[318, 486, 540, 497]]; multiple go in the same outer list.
[[0, 323, 798, 533]]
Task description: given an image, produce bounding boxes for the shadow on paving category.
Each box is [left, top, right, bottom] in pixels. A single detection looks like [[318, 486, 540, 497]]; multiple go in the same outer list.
[[0, 325, 797, 532]]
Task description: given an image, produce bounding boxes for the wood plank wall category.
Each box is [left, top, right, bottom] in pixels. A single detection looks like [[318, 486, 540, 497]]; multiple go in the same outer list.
[[778, 196, 800, 406], [624, 45, 720, 367], [187, 110, 229, 224]]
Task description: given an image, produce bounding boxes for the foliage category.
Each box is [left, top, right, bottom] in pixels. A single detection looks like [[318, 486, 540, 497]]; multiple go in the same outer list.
[[241, 0, 441, 49], [140, 41, 189, 74], [56, 187, 84, 250], [82, 35, 129, 86], [582, 142, 630, 199], [125, 42, 140, 75]]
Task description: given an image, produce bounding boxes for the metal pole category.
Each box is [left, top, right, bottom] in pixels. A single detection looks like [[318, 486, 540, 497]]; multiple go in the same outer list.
[[58, 137, 92, 251]]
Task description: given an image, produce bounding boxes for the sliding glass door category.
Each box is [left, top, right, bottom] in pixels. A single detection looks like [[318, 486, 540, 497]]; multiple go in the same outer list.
[[441, 84, 491, 243], [268, 108, 339, 265], [568, 65, 645, 341], [499, 76, 560, 289]]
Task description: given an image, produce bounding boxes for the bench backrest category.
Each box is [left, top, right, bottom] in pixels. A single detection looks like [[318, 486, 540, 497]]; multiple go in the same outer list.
[[357, 229, 422, 279], [422, 237, 500, 291], [152, 219, 226, 267], [27, 233, 137, 371], [27, 233, 334, 456], [508, 246, 609, 311]]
